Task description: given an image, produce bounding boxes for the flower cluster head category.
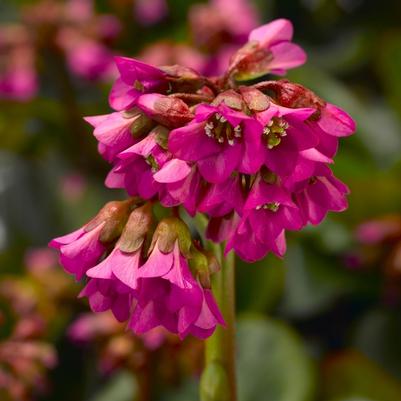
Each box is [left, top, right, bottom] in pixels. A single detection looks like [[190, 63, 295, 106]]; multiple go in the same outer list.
[[51, 18, 355, 340]]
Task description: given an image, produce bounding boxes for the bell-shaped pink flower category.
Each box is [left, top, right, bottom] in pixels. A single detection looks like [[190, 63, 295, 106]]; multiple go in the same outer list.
[[131, 241, 224, 339], [248, 19, 307, 75], [198, 174, 245, 217], [49, 199, 136, 280], [292, 164, 349, 225], [226, 177, 303, 261], [106, 128, 171, 198], [84, 110, 145, 162], [156, 163, 201, 216], [109, 57, 167, 111], [49, 225, 105, 281], [79, 278, 133, 322]]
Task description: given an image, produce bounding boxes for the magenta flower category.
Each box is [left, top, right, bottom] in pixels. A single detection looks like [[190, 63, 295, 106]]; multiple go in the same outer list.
[[315, 103, 356, 138], [86, 246, 141, 290], [156, 164, 203, 216], [106, 128, 171, 198], [49, 200, 135, 280], [198, 174, 245, 217], [49, 225, 105, 281], [226, 177, 303, 261], [247, 19, 307, 75], [109, 57, 167, 111], [169, 100, 263, 184], [256, 103, 318, 175], [291, 164, 349, 225], [84, 110, 144, 162], [79, 278, 133, 322], [131, 241, 224, 339]]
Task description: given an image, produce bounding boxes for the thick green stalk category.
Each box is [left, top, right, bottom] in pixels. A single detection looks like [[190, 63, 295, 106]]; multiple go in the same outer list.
[[200, 244, 237, 401]]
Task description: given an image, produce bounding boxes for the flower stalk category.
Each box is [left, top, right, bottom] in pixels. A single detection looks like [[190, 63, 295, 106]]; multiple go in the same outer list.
[[200, 245, 236, 401]]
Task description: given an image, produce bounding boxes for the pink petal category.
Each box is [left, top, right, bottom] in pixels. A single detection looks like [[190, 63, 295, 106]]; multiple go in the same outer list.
[[318, 103, 356, 137], [249, 19, 294, 47], [269, 42, 307, 72], [153, 159, 192, 183]]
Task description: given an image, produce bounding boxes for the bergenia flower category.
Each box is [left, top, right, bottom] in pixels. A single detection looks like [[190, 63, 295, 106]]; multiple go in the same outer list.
[[109, 57, 167, 111], [131, 218, 225, 339], [84, 109, 152, 162], [49, 199, 136, 280], [169, 96, 263, 184], [247, 19, 307, 75], [256, 103, 318, 175], [226, 176, 303, 261], [289, 163, 349, 225], [106, 127, 171, 198], [228, 19, 306, 81], [81, 203, 153, 321]]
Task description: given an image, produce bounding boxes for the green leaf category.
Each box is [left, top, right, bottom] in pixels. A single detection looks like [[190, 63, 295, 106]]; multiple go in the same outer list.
[[322, 350, 401, 401], [236, 254, 285, 313], [237, 317, 316, 401], [89, 371, 137, 401]]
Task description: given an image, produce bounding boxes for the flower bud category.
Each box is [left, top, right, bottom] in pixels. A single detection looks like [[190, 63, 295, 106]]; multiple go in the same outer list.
[[161, 64, 207, 93], [85, 198, 139, 244], [211, 89, 243, 111], [137, 94, 193, 128], [123, 108, 154, 137], [118, 203, 153, 253], [239, 86, 270, 112], [262, 80, 325, 119], [189, 248, 221, 289], [149, 217, 192, 257]]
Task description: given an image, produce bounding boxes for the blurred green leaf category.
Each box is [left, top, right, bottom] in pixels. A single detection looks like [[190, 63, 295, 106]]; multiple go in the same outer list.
[[236, 254, 285, 313], [352, 309, 401, 380], [322, 350, 401, 401], [237, 316, 316, 401], [162, 379, 198, 401], [279, 243, 372, 318], [89, 371, 137, 401]]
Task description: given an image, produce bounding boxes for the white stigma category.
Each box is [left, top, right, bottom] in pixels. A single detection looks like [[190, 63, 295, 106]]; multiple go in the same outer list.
[[228, 139, 235, 146]]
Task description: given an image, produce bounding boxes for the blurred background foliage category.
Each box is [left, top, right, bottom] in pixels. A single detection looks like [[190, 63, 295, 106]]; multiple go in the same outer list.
[[1, 0, 401, 400]]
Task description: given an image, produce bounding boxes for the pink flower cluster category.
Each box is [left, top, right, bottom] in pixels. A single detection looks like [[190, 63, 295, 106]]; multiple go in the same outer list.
[[85, 19, 354, 262], [50, 18, 355, 340], [50, 201, 224, 339]]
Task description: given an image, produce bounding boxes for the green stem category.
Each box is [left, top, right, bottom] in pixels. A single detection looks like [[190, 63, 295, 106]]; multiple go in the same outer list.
[[200, 245, 237, 400], [192, 213, 237, 401]]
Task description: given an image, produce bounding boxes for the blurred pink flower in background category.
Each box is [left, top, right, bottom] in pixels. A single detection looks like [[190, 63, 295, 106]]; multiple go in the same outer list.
[[140, 42, 207, 75], [24, 248, 58, 273], [134, 0, 168, 26], [0, 25, 38, 101], [189, 0, 259, 75], [59, 173, 87, 202]]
